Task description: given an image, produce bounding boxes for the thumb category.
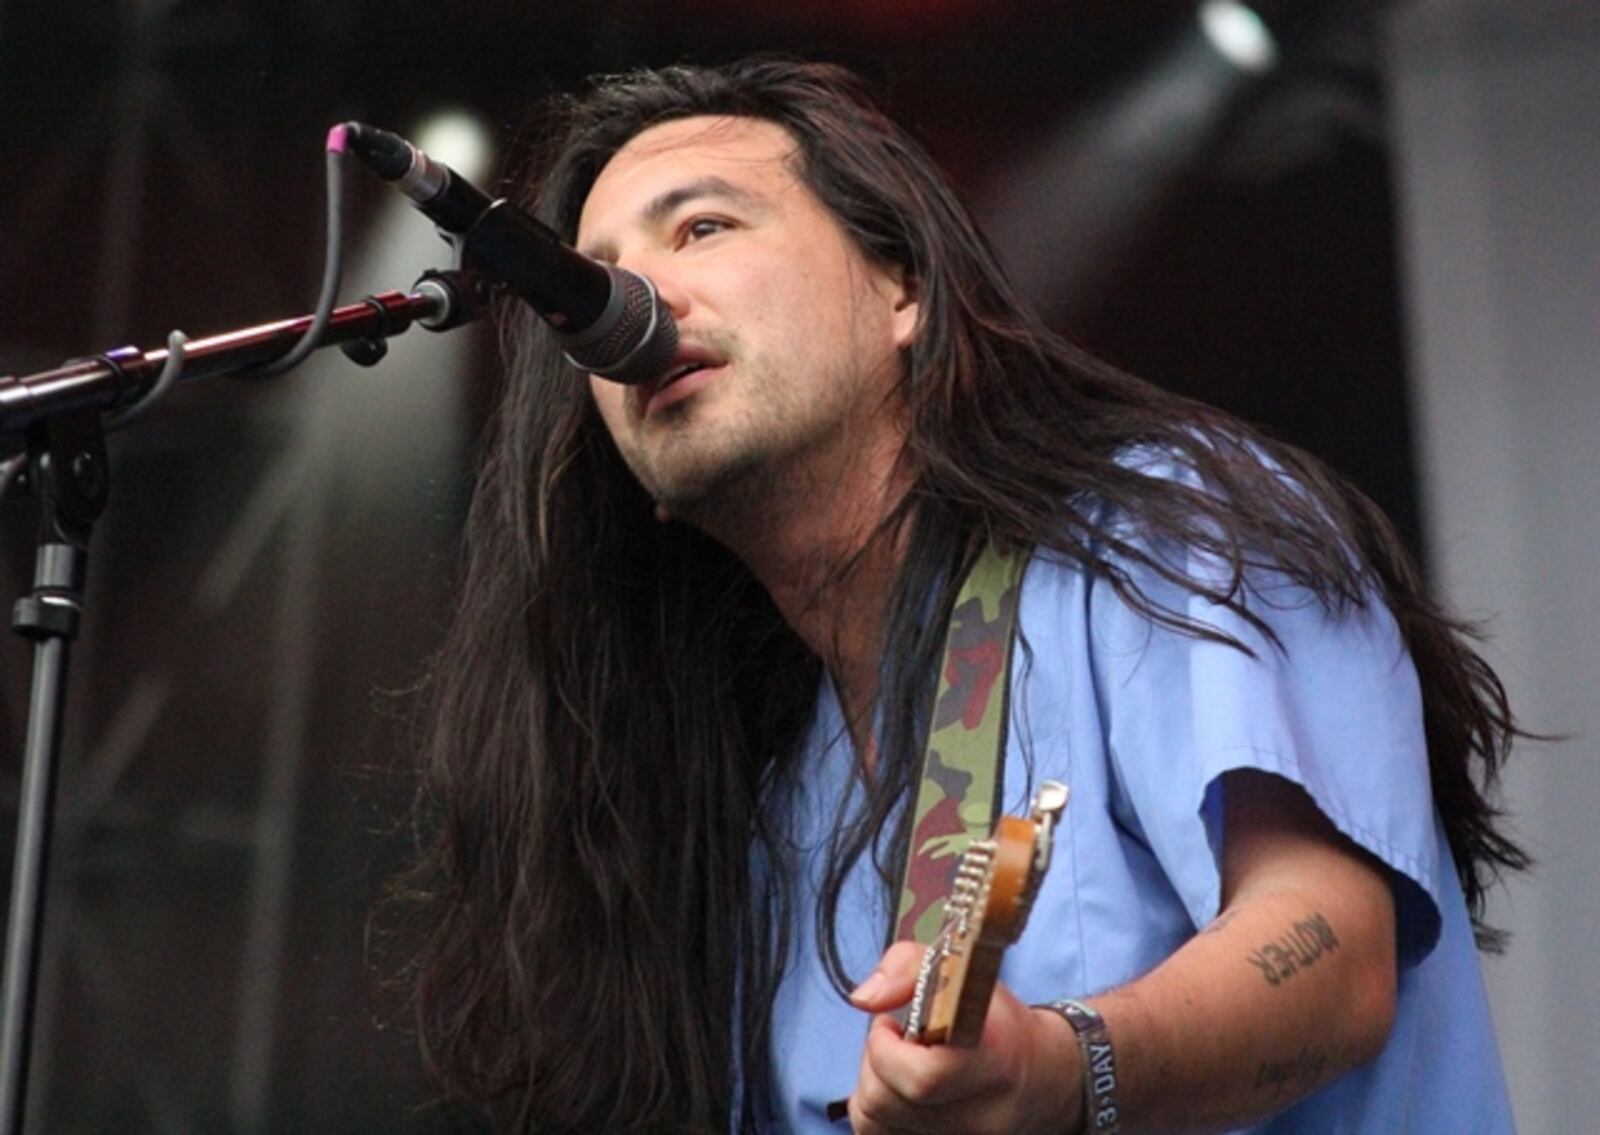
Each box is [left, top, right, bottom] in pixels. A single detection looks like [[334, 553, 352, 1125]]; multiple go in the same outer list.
[[848, 940, 926, 1011]]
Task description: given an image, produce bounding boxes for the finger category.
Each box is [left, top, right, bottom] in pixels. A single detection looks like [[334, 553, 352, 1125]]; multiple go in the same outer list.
[[852, 1047, 940, 1134], [849, 940, 927, 1011], [850, 1059, 1010, 1135], [864, 1010, 998, 1107], [851, 1013, 917, 1133], [847, 1083, 915, 1134]]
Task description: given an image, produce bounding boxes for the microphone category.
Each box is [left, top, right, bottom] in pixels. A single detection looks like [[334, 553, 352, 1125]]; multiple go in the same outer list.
[[341, 122, 677, 384]]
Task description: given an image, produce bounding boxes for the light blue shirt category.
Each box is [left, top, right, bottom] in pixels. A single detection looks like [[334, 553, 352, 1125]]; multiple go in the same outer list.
[[759, 525, 1514, 1132]]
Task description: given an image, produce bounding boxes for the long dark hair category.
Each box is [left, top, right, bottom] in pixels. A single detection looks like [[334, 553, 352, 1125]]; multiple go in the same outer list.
[[400, 58, 1527, 1131]]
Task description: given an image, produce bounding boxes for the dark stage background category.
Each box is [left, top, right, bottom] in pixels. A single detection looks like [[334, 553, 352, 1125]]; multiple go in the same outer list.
[[0, 2, 1414, 1130]]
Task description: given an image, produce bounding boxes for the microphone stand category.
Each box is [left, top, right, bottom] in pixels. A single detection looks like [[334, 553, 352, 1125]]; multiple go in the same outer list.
[[0, 269, 491, 1135]]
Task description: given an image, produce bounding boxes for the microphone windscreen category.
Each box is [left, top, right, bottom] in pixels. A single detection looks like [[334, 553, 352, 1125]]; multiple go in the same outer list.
[[562, 268, 679, 385]]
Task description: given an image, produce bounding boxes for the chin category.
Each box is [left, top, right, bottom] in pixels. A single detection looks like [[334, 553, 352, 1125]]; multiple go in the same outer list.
[[653, 455, 768, 523]]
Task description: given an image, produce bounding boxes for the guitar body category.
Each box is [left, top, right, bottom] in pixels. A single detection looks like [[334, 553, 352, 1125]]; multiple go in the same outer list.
[[906, 785, 1068, 1047]]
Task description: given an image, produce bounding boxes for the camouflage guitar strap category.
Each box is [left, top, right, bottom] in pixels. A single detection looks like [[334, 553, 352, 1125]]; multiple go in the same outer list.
[[893, 541, 1029, 945]]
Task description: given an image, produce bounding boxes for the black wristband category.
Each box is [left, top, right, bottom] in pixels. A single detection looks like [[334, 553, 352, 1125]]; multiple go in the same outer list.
[[1037, 998, 1121, 1134]]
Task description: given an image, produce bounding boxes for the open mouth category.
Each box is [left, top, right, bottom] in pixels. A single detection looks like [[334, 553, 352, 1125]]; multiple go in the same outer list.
[[658, 360, 710, 389], [640, 349, 724, 416]]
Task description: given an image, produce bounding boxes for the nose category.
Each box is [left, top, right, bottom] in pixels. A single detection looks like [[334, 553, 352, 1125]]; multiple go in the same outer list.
[[649, 270, 690, 321], [616, 248, 690, 321]]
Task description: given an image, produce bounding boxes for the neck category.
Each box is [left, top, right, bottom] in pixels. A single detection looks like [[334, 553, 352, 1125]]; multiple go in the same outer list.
[[690, 432, 909, 761]]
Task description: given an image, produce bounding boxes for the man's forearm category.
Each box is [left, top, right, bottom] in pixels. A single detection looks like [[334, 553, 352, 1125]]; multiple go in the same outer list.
[[1043, 881, 1395, 1133]]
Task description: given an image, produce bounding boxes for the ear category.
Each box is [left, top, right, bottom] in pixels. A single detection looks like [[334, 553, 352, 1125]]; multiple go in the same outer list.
[[887, 267, 921, 351]]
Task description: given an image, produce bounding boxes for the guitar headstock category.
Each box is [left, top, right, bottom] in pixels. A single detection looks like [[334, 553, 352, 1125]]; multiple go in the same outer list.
[[905, 780, 1069, 1047]]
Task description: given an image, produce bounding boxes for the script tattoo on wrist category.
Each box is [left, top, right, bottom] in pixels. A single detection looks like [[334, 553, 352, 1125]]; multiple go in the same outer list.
[[1253, 1045, 1328, 1100], [1244, 912, 1339, 987]]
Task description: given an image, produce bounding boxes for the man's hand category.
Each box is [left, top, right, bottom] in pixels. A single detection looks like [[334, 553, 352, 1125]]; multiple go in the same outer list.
[[845, 940, 1081, 1134]]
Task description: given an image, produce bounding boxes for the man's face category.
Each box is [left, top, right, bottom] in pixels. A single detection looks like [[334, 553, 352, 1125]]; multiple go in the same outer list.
[[575, 116, 918, 522]]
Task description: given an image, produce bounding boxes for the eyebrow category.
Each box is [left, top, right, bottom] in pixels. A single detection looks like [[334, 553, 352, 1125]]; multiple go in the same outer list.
[[580, 175, 767, 261]]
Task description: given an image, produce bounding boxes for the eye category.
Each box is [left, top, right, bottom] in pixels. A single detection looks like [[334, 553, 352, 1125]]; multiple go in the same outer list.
[[679, 216, 732, 246]]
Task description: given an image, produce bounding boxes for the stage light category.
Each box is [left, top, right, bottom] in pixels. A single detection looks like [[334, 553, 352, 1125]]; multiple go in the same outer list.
[[1198, 0, 1280, 73], [413, 109, 493, 184], [199, 107, 494, 613], [984, 2, 1358, 321], [323, 107, 493, 488], [984, 22, 1261, 319]]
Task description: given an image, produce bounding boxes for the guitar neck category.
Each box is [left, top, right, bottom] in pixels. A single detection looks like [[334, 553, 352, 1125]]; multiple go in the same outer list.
[[946, 938, 1005, 1047]]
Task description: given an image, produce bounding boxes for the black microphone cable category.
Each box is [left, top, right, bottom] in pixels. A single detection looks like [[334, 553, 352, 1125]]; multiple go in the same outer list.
[[245, 125, 351, 379], [112, 124, 349, 411]]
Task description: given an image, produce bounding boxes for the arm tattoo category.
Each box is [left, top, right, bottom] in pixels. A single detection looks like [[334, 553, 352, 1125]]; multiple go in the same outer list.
[[1254, 1045, 1329, 1100], [1244, 912, 1340, 987]]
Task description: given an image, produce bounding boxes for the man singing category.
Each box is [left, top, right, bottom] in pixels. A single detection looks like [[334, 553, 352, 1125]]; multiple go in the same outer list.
[[404, 59, 1523, 1132]]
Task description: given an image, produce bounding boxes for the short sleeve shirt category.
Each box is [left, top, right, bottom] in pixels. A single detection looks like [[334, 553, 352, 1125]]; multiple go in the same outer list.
[[759, 523, 1514, 1132]]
